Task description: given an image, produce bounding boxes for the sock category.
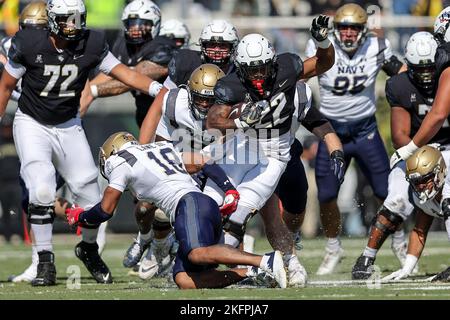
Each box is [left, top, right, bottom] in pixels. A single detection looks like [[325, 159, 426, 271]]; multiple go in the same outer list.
[[326, 238, 341, 252], [392, 229, 406, 247], [31, 224, 53, 252], [363, 246, 378, 258], [31, 244, 38, 265], [224, 232, 240, 248], [81, 227, 98, 244]]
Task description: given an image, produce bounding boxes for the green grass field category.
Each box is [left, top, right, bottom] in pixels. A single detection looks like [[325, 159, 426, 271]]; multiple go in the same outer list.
[[0, 233, 449, 300]]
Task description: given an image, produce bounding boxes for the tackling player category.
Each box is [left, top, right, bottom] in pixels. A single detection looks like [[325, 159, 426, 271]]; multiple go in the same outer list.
[[65, 132, 287, 289]]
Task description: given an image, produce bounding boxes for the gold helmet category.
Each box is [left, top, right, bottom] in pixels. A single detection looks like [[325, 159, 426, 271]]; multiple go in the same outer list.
[[19, 1, 48, 30], [188, 63, 225, 120], [99, 132, 138, 179], [333, 3, 368, 53], [406, 145, 447, 203]]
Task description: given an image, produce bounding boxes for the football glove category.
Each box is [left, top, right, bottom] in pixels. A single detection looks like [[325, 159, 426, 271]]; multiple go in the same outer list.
[[310, 15, 331, 47], [220, 189, 240, 217], [235, 100, 270, 129], [382, 268, 411, 281], [65, 205, 84, 226], [330, 150, 345, 185]]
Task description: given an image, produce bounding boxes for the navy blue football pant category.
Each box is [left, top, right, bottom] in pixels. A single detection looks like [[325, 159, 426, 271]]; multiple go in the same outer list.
[[172, 192, 224, 279], [315, 116, 389, 204]]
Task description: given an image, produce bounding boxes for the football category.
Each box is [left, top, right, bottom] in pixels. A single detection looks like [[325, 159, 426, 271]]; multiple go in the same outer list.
[[228, 102, 245, 119]]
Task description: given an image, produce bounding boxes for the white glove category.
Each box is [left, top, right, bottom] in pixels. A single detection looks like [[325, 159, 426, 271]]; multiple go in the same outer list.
[[148, 81, 163, 97], [234, 100, 270, 129], [382, 254, 418, 281], [390, 141, 419, 169]]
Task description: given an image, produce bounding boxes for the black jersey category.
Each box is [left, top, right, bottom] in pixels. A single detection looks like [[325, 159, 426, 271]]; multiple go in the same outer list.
[[8, 29, 109, 125], [111, 35, 177, 127], [386, 71, 450, 145], [168, 49, 203, 86], [435, 42, 450, 82], [214, 53, 303, 136]]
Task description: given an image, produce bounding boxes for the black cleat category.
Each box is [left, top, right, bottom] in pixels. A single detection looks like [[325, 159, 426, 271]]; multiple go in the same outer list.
[[352, 255, 375, 280], [431, 266, 450, 282], [31, 251, 57, 286], [75, 241, 112, 284]]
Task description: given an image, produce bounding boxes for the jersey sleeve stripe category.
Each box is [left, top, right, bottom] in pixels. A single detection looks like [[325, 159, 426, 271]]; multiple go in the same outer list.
[[5, 59, 26, 79]]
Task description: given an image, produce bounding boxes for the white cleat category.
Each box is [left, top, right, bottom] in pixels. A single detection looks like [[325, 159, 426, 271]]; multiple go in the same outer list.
[[8, 263, 38, 283], [284, 254, 307, 287], [138, 248, 159, 280], [392, 242, 419, 274], [316, 247, 344, 275], [260, 250, 287, 288]]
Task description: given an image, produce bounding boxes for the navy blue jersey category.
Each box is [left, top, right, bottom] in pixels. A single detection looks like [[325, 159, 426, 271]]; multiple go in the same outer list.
[[168, 49, 203, 86], [8, 29, 109, 125], [386, 71, 450, 145]]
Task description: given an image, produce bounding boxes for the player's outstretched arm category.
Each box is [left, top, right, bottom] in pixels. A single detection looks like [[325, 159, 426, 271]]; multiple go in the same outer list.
[[0, 69, 19, 120], [139, 87, 168, 144], [412, 68, 450, 147], [109, 63, 163, 98]]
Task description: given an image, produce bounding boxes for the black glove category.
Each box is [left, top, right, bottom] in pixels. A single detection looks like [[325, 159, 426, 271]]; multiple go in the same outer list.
[[310, 14, 330, 43], [236, 100, 270, 128], [330, 150, 346, 185]]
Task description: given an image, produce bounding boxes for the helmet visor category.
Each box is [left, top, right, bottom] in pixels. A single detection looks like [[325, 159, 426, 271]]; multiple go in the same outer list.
[[241, 62, 273, 81], [202, 41, 233, 64], [191, 92, 215, 119], [409, 64, 436, 88], [124, 18, 154, 43], [55, 13, 86, 40]]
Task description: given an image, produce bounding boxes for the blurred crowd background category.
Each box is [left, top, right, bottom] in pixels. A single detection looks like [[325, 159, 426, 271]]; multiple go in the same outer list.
[[0, 0, 448, 242]]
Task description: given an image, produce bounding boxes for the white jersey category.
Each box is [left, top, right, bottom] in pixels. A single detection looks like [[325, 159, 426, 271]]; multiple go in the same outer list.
[[156, 87, 217, 152], [290, 81, 313, 144], [305, 35, 392, 122], [104, 142, 200, 221]]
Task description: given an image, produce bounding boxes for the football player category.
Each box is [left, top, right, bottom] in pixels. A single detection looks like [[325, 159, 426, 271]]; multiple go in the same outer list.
[[352, 32, 447, 279], [0, 0, 163, 286], [382, 146, 450, 281], [304, 3, 404, 275], [204, 29, 343, 287], [390, 7, 450, 226], [159, 19, 190, 49], [64, 132, 287, 289]]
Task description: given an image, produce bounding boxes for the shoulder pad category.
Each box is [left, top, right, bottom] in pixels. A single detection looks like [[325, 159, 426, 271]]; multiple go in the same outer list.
[[0, 37, 11, 57], [278, 53, 303, 78], [165, 88, 181, 128], [168, 49, 202, 86], [435, 42, 450, 81], [145, 38, 177, 66], [214, 73, 245, 105]]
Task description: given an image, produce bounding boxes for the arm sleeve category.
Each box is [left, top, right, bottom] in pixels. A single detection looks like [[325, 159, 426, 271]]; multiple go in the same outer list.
[[5, 59, 26, 79], [98, 51, 122, 75], [304, 38, 318, 59], [108, 163, 132, 193]]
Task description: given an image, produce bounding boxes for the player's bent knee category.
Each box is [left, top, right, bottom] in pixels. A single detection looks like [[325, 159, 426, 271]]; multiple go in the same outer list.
[[371, 205, 404, 235], [152, 208, 171, 231], [188, 247, 208, 265], [135, 201, 157, 220], [174, 272, 196, 289], [33, 184, 56, 205]]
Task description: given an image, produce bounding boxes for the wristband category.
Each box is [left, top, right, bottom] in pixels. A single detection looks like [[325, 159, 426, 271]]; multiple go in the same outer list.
[[90, 84, 98, 98], [314, 37, 331, 49], [148, 81, 163, 97]]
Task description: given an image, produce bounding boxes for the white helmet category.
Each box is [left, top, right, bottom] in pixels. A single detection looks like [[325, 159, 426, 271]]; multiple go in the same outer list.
[[434, 6, 450, 43], [405, 31, 438, 90], [159, 19, 190, 48], [234, 33, 276, 96], [199, 20, 239, 66], [121, 0, 161, 44], [47, 0, 86, 41]]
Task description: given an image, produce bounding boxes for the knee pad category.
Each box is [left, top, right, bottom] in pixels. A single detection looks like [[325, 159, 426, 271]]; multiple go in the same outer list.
[[152, 208, 171, 231], [223, 209, 257, 243], [28, 203, 55, 225], [371, 205, 404, 236], [33, 184, 55, 205]]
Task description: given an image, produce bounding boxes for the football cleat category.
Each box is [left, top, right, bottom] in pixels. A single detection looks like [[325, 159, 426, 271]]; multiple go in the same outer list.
[[244, 266, 279, 288], [138, 248, 159, 280], [75, 241, 112, 284], [31, 251, 56, 286], [351, 255, 375, 280], [316, 247, 344, 275], [123, 236, 151, 268], [259, 251, 287, 288], [284, 254, 307, 287], [8, 262, 37, 283], [431, 266, 450, 282]]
